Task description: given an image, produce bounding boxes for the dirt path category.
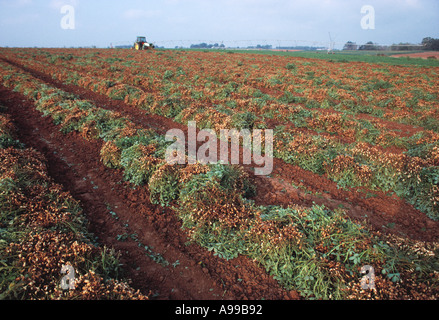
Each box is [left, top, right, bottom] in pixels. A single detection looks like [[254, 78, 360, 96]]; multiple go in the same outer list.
[[4, 57, 439, 244], [390, 51, 439, 60], [0, 85, 292, 300]]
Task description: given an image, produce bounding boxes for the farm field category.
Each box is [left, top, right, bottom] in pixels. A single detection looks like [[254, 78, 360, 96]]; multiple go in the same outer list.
[[0, 47, 438, 300]]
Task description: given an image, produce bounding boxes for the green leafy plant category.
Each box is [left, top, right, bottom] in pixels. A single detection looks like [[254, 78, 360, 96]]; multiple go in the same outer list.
[[231, 111, 258, 130], [120, 143, 164, 186], [149, 164, 181, 207]]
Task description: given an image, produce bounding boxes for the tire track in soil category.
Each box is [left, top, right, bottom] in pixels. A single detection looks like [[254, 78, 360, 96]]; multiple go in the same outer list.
[[0, 85, 293, 300], [4, 57, 439, 244]]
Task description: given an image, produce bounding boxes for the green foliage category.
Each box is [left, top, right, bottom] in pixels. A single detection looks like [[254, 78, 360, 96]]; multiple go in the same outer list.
[[114, 129, 155, 149], [288, 108, 314, 127], [159, 97, 186, 118], [90, 111, 129, 141], [405, 140, 438, 159], [163, 70, 174, 80], [194, 222, 247, 260], [355, 119, 381, 144], [279, 91, 305, 104], [285, 63, 296, 70], [215, 81, 239, 99], [0, 135, 23, 149], [404, 166, 439, 220], [275, 132, 340, 175], [179, 163, 255, 209], [120, 143, 162, 186], [362, 79, 393, 92], [0, 178, 23, 223], [149, 165, 181, 207], [231, 111, 258, 130], [107, 84, 142, 101], [247, 205, 385, 299]]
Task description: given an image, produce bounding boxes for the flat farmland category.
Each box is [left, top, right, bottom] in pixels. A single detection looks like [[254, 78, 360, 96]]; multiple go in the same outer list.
[[1, 47, 438, 300]]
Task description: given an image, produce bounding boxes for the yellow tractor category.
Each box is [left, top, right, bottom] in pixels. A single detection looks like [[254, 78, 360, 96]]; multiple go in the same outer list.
[[133, 36, 155, 50]]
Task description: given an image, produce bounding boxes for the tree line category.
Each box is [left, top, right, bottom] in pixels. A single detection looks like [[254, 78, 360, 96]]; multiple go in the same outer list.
[[343, 37, 439, 51]]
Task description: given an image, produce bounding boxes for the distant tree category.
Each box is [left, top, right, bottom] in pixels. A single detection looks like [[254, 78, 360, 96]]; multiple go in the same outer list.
[[343, 41, 358, 50], [422, 37, 433, 47], [254, 44, 272, 49], [422, 37, 439, 51], [190, 43, 206, 48], [190, 42, 223, 49], [359, 41, 379, 50]]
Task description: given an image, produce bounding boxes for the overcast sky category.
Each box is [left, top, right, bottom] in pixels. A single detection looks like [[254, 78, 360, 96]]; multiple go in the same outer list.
[[0, 0, 438, 49]]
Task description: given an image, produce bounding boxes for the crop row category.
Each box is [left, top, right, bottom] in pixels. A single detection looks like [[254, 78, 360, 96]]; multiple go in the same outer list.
[[1, 58, 439, 299], [3, 49, 438, 220]]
